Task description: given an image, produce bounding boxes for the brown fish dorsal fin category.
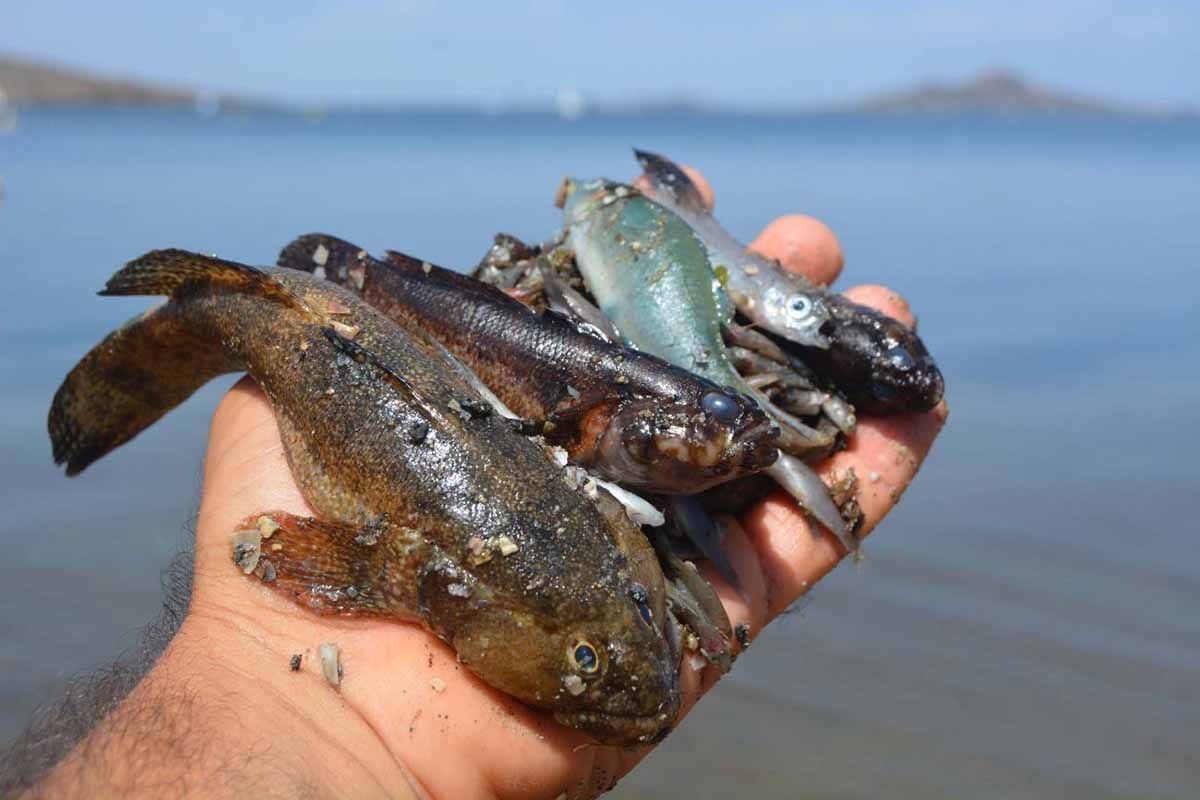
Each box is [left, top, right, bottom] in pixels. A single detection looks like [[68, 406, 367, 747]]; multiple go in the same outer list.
[[633, 148, 709, 216], [101, 249, 308, 313], [382, 249, 534, 313], [277, 234, 368, 281]]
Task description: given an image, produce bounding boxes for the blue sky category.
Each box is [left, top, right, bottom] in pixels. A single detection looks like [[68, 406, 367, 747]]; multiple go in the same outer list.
[[3, 1, 1197, 108]]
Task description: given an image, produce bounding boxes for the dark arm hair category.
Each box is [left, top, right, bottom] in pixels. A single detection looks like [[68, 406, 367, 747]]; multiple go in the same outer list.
[[0, 548, 193, 795]]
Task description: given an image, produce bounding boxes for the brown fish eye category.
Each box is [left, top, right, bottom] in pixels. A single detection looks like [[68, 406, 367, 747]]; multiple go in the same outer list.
[[701, 391, 739, 422], [571, 641, 600, 675]]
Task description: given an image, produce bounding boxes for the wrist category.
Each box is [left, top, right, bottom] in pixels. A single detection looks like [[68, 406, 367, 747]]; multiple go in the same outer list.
[[34, 608, 421, 800]]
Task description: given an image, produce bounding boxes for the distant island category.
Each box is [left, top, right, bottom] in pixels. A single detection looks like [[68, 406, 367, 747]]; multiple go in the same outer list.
[[1, 55, 195, 106], [0, 54, 260, 113], [851, 68, 1189, 117], [0, 53, 1193, 119]]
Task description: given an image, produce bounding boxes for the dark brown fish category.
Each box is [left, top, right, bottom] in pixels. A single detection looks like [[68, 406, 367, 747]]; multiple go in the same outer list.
[[48, 250, 680, 745], [277, 234, 780, 496]]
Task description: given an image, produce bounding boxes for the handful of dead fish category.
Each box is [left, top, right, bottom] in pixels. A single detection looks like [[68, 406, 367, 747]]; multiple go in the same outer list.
[[48, 150, 942, 745]]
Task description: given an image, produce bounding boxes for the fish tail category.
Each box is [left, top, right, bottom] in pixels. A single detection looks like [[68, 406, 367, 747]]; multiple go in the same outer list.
[[632, 148, 708, 215], [49, 303, 241, 475], [102, 248, 303, 311]]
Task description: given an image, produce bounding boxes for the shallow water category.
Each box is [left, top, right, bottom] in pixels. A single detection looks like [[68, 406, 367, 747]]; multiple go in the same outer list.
[[1, 108, 1197, 797]]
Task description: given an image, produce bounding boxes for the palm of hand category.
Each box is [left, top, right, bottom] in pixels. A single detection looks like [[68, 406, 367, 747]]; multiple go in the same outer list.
[[183, 168, 946, 799]]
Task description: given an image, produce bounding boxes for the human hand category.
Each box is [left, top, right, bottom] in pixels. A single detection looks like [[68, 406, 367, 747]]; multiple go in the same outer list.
[[37, 167, 946, 800]]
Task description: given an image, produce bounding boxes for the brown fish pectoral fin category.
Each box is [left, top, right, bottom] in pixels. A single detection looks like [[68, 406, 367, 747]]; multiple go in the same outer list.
[[234, 512, 428, 619]]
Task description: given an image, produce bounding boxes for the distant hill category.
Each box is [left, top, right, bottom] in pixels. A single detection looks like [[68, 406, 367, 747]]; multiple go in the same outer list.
[[0, 55, 199, 106], [1, 54, 1193, 120], [852, 68, 1184, 117]]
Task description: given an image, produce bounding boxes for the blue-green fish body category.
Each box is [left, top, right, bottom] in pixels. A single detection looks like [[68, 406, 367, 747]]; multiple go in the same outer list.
[[559, 178, 742, 391], [559, 177, 851, 546]]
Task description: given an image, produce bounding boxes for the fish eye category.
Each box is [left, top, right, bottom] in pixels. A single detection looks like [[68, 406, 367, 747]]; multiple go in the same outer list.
[[701, 391, 739, 422], [571, 641, 601, 675], [787, 295, 814, 319], [630, 583, 653, 625]]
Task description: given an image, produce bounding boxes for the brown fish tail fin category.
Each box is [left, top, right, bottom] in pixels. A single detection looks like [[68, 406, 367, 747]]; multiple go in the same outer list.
[[49, 304, 240, 475], [234, 512, 427, 619], [101, 249, 303, 311]]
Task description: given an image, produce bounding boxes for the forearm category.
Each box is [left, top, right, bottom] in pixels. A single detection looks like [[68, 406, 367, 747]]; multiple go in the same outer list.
[[26, 614, 419, 800]]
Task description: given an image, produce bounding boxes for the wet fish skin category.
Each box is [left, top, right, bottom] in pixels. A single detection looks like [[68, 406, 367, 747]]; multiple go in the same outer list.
[[278, 234, 780, 495], [559, 179, 852, 545], [48, 250, 679, 745], [558, 178, 745, 391], [634, 148, 944, 415]]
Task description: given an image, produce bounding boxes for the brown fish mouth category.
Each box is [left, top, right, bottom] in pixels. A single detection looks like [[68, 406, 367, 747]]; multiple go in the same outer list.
[[553, 706, 677, 746]]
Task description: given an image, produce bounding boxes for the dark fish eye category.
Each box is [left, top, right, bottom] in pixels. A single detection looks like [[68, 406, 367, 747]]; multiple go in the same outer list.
[[572, 642, 600, 674], [701, 391, 739, 422], [787, 295, 814, 319], [630, 583, 653, 625], [885, 345, 916, 370]]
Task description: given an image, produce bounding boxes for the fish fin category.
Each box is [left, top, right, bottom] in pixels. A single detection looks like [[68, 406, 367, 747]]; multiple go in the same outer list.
[[101, 249, 305, 312], [537, 263, 623, 342], [383, 249, 542, 320], [49, 304, 240, 475], [277, 234, 367, 281], [664, 496, 740, 588], [648, 526, 734, 672], [235, 511, 426, 618], [633, 148, 708, 215], [320, 326, 457, 429]]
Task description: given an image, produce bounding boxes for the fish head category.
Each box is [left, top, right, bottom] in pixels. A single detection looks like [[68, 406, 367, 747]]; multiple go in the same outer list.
[[440, 565, 681, 744], [748, 281, 835, 350], [594, 389, 780, 494], [556, 176, 637, 224], [814, 299, 945, 414]]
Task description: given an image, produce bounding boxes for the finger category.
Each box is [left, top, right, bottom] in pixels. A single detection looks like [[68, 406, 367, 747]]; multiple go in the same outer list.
[[632, 164, 716, 211], [843, 283, 916, 329], [193, 378, 313, 601], [742, 401, 946, 621], [750, 214, 845, 287], [198, 377, 310, 530]]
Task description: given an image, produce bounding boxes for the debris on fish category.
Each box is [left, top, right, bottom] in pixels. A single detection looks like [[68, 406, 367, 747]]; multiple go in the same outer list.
[[48, 249, 680, 745]]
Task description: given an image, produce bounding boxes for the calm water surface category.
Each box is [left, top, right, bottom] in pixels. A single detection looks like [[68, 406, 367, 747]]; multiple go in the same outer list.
[[1, 108, 1197, 798]]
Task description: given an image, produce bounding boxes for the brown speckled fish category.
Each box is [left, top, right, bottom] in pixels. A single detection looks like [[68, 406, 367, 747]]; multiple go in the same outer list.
[[48, 250, 680, 745], [277, 233, 779, 496]]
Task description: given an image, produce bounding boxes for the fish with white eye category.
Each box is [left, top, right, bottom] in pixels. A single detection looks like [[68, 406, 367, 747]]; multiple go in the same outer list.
[[787, 293, 816, 321]]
